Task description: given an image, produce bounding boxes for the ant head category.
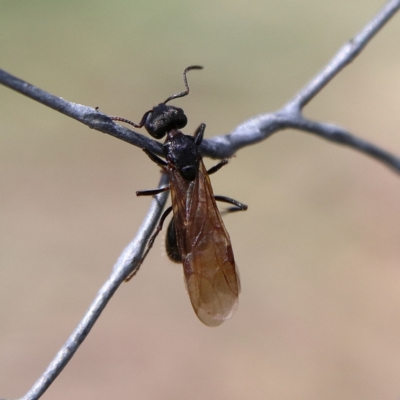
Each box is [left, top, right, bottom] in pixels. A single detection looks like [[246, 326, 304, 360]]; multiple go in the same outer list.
[[110, 66, 203, 140], [143, 65, 203, 140], [143, 103, 187, 139]]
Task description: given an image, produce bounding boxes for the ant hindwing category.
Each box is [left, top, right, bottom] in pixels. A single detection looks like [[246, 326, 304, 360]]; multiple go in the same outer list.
[[111, 66, 247, 327]]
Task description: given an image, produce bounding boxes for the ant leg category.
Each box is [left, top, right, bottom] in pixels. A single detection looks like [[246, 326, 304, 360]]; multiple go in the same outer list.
[[125, 205, 173, 281], [136, 186, 170, 197], [214, 195, 248, 212], [194, 123, 206, 145], [135, 150, 169, 196], [142, 148, 168, 168], [207, 159, 229, 175]]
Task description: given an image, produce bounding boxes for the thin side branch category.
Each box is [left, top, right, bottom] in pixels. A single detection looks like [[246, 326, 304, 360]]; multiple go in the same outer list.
[[0, 1, 399, 399], [203, 0, 400, 171], [292, 0, 400, 108]]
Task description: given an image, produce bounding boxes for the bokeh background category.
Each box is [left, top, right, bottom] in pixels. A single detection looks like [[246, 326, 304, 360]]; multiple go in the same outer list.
[[1, 1, 400, 399]]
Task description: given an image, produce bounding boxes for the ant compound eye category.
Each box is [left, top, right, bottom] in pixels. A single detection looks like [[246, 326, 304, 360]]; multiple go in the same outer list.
[[172, 108, 188, 130], [145, 104, 187, 139], [144, 111, 164, 139]]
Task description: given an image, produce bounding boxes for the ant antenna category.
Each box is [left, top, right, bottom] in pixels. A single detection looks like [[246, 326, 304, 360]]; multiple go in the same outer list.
[[163, 65, 203, 104]]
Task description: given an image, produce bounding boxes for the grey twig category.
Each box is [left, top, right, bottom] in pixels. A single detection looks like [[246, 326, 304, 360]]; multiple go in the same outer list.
[[0, 1, 399, 399], [202, 0, 400, 172], [21, 174, 169, 400], [1, 1, 400, 172]]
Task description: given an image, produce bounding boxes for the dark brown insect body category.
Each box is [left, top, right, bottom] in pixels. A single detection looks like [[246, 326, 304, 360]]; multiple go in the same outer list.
[[112, 66, 247, 326]]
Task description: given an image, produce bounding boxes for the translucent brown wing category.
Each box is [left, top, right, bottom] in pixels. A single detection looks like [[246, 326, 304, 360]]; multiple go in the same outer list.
[[169, 160, 240, 326]]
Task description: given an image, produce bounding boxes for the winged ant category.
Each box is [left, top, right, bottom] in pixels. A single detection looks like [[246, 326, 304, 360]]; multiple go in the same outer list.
[[111, 66, 247, 326]]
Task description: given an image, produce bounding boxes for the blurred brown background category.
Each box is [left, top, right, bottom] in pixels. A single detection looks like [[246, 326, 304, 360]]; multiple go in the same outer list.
[[1, 1, 400, 399]]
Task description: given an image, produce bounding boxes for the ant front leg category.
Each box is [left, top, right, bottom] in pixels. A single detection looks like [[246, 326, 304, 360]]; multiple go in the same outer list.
[[193, 123, 206, 146], [142, 148, 168, 169], [136, 149, 170, 196]]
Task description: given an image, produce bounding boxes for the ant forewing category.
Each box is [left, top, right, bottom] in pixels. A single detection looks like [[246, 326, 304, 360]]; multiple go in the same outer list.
[[111, 66, 247, 326]]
